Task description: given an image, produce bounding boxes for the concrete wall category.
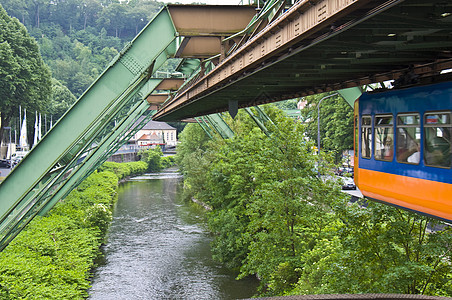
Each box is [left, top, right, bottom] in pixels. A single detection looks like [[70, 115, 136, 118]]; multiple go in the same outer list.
[[107, 152, 138, 163]]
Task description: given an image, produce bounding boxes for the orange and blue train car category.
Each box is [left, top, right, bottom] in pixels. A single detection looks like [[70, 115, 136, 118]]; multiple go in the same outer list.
[[354, 81, 452, 223]]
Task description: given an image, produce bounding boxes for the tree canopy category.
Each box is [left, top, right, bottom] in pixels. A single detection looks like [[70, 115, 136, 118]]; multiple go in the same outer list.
[[0, 4, 51, 143], [176, 105, 452, 297], [300, 92, 354, 162], [1, 0, 163, 101]]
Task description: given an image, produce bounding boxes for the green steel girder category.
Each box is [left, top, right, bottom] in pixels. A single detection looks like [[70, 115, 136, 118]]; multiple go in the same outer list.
[[0, 7, 178, 251], [97, 108, 157, 167], [203, 114, 234, 139], [37, 79, 163, 216], [38, 102, 157, 217], [0, 77, 163, 250], [195, 117, 214, 139], [0, 74, 149, 249], [176, 58, 200, 77], [244, 106, 275, 137]]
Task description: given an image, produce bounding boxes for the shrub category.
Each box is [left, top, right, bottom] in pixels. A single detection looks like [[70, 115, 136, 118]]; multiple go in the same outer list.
[[0, 170, 118, 299], [98, 161, 147, 180], [139, 147, 163, 172], [0, 159, 151, 298], [161, 155, 175, 169]]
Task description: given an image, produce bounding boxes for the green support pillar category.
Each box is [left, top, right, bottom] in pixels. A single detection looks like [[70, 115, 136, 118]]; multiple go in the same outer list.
[[195, 117, 214, 139], [204, 114, 234, 139], [38, 102, 156, 217], [0, 7, 178, 250], [244, 106, 275, 136]]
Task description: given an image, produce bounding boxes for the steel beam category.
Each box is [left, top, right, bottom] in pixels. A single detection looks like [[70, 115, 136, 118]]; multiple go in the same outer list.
[[154, 0, 374, 120], [167, 5, 256, 36], [38, 102, 156, 217], [338, 87, 364, 107], [204, 114, 234, 139], [0, 7, 178, 250], [37, 79, 164, 216], [195, 117, 214, 139], [244, 106, 275, 136]]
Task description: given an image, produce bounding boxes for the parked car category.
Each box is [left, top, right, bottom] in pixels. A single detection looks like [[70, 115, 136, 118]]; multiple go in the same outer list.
[[341, 176, 356, 190], [335, 167, 354, 178], [0, 160, 11, 168]]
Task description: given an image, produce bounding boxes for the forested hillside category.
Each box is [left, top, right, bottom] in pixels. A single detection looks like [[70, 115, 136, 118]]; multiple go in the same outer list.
[[0, 0, 165, 143], [1, 0, 164, 98]]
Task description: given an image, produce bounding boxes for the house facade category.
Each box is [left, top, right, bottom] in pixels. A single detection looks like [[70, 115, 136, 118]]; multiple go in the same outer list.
[[131, 119, 177, 147]]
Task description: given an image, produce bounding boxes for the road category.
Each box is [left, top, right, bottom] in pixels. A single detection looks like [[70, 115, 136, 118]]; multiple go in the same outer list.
[[0, 168, 11, 180]]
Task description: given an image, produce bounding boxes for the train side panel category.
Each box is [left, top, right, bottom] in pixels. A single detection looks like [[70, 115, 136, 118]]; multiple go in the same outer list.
[[355, 81, 452, 222]]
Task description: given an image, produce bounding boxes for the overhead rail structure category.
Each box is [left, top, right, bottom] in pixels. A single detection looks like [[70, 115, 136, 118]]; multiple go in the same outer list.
[[154, 0, 452, 121], [0, 5, 257, 251], [196, 114, 235, 139], [1, 0, 452, 250]]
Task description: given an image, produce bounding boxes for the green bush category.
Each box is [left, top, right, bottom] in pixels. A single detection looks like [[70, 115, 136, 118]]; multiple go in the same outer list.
[[0, 170, 118, 299], [0, 159, 155, 298], [161, 155, 175, 169], [139, 147, 162, 172], [97, 161, 147, 180]]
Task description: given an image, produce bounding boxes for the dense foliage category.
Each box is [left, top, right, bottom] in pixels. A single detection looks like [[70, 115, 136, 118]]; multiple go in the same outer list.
[[138, 146, 175, 172], [300, 92, 354, 162], [176, 105, 452, 297], [1, 0, 163, 100], [98, 160, 147, 180], [0, 160, 149, 299], [1, 1, 186, 149], [0, 4, 52, 143]]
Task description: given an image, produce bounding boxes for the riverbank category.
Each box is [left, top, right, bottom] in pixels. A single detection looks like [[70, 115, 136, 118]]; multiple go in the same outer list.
[[89, 169, 259, 299], [0, 161, 149, 299]]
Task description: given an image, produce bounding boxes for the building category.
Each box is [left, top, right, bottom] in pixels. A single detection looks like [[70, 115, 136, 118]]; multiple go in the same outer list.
[[131, 119, 177, 147]]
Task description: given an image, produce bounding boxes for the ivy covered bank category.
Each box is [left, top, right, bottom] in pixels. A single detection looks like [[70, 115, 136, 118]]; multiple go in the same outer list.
[[0, 148, 173, 299]]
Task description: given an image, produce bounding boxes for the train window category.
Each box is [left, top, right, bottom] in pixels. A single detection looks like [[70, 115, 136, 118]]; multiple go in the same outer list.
[[375, 115, 394, 161], [396, 114, 421, 164], [361, 116, 372, 158], [354, 116, 358, 157], [424, 112, 451, 168]]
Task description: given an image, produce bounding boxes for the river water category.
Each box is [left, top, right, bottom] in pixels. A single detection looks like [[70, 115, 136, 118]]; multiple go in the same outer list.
[[89, 169, 258, 299]]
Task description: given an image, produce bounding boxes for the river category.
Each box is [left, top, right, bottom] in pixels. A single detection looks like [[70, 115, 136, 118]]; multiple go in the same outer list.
[[89, 169, 258, 299]]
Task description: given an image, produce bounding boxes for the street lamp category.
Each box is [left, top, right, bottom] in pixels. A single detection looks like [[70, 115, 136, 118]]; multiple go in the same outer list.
[[317, 93, 338, 176], [4, 127, 12, 170]]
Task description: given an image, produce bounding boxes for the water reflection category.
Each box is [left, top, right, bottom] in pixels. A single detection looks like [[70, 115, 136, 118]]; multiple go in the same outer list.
[[89, 169, 258, 299]]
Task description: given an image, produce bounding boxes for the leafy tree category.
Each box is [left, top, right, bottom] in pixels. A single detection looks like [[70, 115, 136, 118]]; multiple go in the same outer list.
[[290, 200, 452, 296], [80, 0, 102, 30], [96, 2, 127, 38], [177, 104, 452, 297], [0, 0, 29, 25], [273, 98, 299, 109], [175, 122, 210, 172], [139, 146, 164, 172], [47, 78, 77, 121], [300, 92, 354, 162], [0, 4, 51, 144]]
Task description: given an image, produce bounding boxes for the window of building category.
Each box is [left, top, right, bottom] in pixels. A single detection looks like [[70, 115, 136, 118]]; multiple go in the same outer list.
[[361, 116, 372, 159], [374, 115, 394, 161], [396, 113, 420, 164], [424, 112, 451, 168]]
